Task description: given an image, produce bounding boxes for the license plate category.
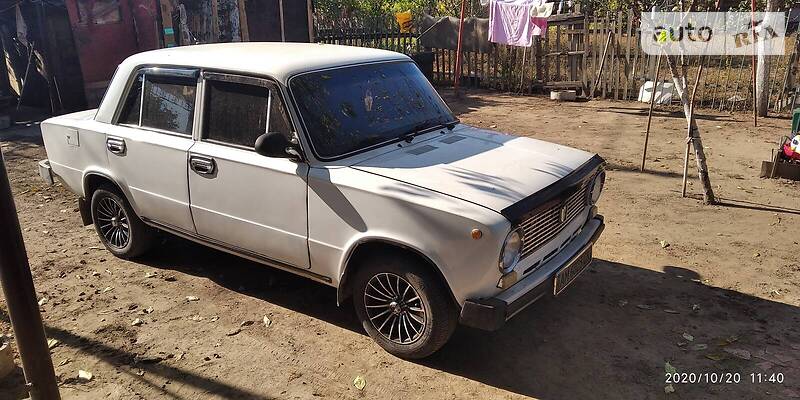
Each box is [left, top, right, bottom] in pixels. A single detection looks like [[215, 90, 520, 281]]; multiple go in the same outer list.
[[553, 245, 593, 295]]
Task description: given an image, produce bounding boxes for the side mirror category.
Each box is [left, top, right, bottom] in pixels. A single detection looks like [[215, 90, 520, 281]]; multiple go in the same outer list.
[[254, 132, 301, 160]]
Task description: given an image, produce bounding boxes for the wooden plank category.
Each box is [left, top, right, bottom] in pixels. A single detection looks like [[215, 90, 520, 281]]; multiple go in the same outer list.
[[582, 16, 589, 92], [622, 10, 633, 100], [543, 32, 549, 87], [237, 0, 249, 41], [555, 24, 561, 81], [613, 11, 621, 100], [211, 0, 220, 42]]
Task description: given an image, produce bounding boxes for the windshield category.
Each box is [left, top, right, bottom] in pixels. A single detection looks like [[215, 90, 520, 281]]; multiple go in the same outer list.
[[290, 61, 455, 159]]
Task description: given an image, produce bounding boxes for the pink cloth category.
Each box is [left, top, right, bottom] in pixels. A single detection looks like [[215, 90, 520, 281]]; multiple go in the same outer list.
[[488, 0, 548, 47], [532, 17, 548, 37]]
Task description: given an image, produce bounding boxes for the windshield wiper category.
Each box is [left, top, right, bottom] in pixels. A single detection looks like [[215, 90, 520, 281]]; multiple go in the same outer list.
[[400, 120, 458, 143]]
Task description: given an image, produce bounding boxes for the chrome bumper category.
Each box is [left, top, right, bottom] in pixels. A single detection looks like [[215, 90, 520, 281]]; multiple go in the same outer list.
[[459, 215, 605, 331], [38, 159, 54, 185]]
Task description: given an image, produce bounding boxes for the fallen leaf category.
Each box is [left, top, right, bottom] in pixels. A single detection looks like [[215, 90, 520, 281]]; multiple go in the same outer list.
[[188, 315, 204, 322], [353, 375, 366, 390], [724, 348, 751, 360], [77, 370, 93, 382], [186, 296, 199, 302], [664, 384, 675, 394], [226, 328, 241, 336], [144, 307, 154, 314], [705, 353, 725, 361], [38, 297, 49, 306], [660, 240, 670, 248], [636, 304, 655, 310], [102, 286, 113, 293], [131, 318, 143, 327], [682, 333, 694, 342], [263, 315, 272, 328], [757, 361, 774, 370], [58, 358, 71, 366], [145, 272, 156, 278], [47, 339, 59, 349], [691, 344, 708, 351], [719, 335, 739, 346]]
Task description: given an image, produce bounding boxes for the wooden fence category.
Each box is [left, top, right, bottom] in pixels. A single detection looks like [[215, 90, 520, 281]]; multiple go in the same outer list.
[[314, 10, 800, 113]]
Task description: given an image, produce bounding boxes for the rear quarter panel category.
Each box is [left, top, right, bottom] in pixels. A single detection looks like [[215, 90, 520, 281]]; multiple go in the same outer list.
[[41, 110, 110, 197]]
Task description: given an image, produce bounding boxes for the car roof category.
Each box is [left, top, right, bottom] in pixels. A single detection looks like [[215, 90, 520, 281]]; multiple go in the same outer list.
[[95, 42, 411, 124], [121, 42, 410, 82]]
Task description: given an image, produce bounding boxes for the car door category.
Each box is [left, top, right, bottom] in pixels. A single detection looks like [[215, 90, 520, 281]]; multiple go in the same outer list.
[[188, 72, 310, 269], [105, 67, 198, 233]]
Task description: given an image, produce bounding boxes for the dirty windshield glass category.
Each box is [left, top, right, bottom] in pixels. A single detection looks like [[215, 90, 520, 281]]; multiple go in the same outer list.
[[290, 61, 455, 159]]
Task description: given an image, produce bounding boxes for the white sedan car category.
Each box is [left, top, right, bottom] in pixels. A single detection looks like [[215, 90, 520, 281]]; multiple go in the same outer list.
[[39, 43, 605, 358]]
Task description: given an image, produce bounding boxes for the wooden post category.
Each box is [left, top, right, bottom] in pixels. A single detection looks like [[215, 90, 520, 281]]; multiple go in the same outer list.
[[751, 0, 758, 126], [0, 153, 61, 400], [307, 0, 314, 42], [237, 0, 249, 41], [641, 53, 661, 171], [454, 0, 466, 96], [683, 62, 705, 197], [279, 0, 286, 42], [211, 0, 219, 42], [592, 31, 613, 98]]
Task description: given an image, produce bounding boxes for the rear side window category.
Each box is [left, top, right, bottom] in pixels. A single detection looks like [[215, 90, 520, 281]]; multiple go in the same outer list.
[[116, 70, 197, 136], [203, 76, 292, 148], [141, 76, 196, 135], [118, 74, 142, 125]]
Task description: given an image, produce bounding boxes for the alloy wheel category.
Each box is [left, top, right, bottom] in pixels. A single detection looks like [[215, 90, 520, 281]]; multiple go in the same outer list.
[[95, 197, 130, 249], [363, 272, 426, 344]]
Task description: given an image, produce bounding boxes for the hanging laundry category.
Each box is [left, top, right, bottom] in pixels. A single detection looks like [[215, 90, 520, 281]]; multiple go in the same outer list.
[[488, 0, 553, 47]]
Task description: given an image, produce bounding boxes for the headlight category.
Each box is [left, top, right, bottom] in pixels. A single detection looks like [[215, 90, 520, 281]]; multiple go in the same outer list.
[[499, 229, 522, 273], [589, 170, 605, 204]]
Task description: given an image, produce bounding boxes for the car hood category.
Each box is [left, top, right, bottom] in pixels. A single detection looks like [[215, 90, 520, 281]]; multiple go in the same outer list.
[[351, 125, 596, 213]]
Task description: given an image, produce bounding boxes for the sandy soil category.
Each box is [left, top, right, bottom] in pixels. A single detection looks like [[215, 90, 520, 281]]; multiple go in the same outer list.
[[1, 90, 799, 400]]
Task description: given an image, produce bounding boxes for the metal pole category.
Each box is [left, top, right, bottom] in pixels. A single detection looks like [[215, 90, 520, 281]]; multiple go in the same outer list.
[[641, 52, 661, 171], [453, 0, 466, 96], [0, 152, 60, 399]]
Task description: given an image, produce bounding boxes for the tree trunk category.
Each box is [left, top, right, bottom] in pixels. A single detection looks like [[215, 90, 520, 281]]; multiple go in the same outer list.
[[665, 55, 716, 204], [756, 0, 783, 116]]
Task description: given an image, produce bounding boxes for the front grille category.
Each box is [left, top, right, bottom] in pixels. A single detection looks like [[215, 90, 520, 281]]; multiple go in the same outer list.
[[519, 184, 588, 260]]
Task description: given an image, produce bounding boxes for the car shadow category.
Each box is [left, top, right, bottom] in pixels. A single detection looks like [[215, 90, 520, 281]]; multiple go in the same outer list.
[[139, 236, 363, 334], [136, 239, 800, 399]]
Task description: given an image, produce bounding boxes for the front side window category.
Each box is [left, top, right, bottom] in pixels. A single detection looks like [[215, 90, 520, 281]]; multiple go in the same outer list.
[[290, 61, 455, 159], [203, 77, 292, 148]]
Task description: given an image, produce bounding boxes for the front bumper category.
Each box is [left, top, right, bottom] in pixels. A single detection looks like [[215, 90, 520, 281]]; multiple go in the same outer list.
[[459, 215, 605, 331]]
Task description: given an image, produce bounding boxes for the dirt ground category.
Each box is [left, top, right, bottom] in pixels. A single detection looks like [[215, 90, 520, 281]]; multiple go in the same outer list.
[[1, 90, 800, 400]]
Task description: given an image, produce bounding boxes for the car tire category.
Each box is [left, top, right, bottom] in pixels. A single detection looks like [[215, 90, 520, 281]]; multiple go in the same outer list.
[[353, 253, 458, 359], [90, 186, 155, 259]]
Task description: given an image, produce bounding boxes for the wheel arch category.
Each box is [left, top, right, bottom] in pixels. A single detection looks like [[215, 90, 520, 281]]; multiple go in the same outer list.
[[337, 238, 459, 308], [82, 171, 139, 222]]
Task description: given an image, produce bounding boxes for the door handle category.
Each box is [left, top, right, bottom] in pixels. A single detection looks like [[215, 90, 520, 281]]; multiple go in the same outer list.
[[106, 137, 126, 155], [189, 155, 216, 175]]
